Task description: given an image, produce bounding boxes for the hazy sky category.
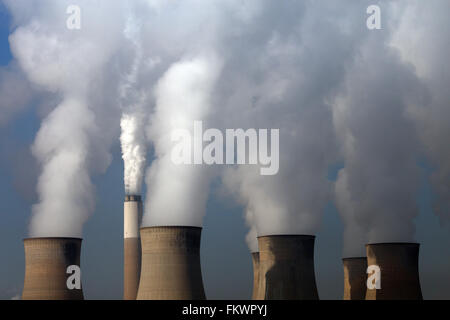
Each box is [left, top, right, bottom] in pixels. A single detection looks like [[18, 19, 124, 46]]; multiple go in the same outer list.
[[0, 1, 450, 300]]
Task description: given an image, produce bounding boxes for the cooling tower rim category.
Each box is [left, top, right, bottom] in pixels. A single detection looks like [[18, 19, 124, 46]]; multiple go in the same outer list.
[[342, 257, 366, 261], [257, 234, 315, 239], [23, 237, 82, 242], [140, 226, 202, 231], [365, 242, 420, 247]]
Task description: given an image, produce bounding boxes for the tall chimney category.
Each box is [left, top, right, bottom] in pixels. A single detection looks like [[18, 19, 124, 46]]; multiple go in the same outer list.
[[342, 257, 367, 300], [365, 243, 423, 300], [256, 235, 319, 300], [251, 252, 260, 300], [124, 195, 142, 300], [22, 237, 84, 300], [137, 226, 206, 300]]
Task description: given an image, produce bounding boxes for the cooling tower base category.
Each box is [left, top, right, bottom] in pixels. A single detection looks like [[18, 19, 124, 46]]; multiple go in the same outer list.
[[137, 226, 206, 300], [343, 257, 367, 300], [257, 235, 319, 300], [22, 237, 84, 300], [365, 243, 422, 300]]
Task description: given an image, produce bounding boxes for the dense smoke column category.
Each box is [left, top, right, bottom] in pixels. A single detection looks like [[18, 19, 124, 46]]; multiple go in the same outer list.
[[120, 115, 147, 196], [22, 238, 84, 300], [333, 4, 427, 257], [142, 54, 222, 227], [342, 257, 367, 300], [390, 1, 450, 225], [219, 2, 369, 252], [5, 0, 129, 237], [365, 243, 422, 300]]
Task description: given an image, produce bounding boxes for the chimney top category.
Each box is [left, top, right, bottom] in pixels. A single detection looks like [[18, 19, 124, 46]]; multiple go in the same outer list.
[[125, 195, 142, 202]]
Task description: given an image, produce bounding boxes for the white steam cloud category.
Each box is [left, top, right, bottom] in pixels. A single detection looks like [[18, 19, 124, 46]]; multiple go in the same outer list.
[[143, 54, 222, 227], [390, 0, 450, 226], [120, 114, 147, 195], [6, 0, 129, 237], [119, 15, 148, 196], [2, 1, 449, 255]]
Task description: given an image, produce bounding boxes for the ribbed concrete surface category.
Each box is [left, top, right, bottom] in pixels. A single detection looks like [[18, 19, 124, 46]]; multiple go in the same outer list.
[[343, 257, 367, 300], [365, 243, 422, 300], [137, 226, 206, 300], [257, 235, 319, 300], [251, 252, 260, 300], [22, 238, 84, 300]]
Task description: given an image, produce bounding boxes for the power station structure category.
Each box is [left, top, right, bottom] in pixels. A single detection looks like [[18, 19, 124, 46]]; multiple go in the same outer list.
[[22, 237, 84, 300], [123, 195, 142, 300], [251, 252, 260, 300], [256, 235, 319, 300], [136, 226, 206, 300], [342, 257, 367, 300], [365, 243, 423, 300]]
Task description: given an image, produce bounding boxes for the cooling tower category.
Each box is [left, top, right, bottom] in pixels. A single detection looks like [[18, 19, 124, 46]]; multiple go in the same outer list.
[[256, 235, 319, 300], [137, 226, 206, 300], [22, 237, 84, 300], [365, 243, 422, 300], [251, 252, 260, 300], [343, 257, 367, 300], [124, 195, 142, 300]]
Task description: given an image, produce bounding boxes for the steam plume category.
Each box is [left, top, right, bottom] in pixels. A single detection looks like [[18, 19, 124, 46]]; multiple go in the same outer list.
[[143, 54, 222, 227], [6, 0, 128, 237], [120, 16, 148, 196]]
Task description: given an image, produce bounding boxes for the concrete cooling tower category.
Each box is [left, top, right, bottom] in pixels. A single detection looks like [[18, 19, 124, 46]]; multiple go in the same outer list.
[[365, 243, 423, 300], [343, 257, 367, 300], [251, 252, 260, 300], [137, 226, 206, 300], [256, 235, 319, 300], [22, 238, 84, 300], [123, 195, 142, 300]]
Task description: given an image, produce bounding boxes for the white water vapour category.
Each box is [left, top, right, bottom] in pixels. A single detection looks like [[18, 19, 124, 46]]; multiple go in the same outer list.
[[220, 1, 368, 250], [334, 1, 449, 257], [5, 0, 129, 237], [120, 15, 148, 196], [390, 0, 450, 226], [143, 54, 222, 227], [132, 0, 225, 227], [121, 114, 147, 195]]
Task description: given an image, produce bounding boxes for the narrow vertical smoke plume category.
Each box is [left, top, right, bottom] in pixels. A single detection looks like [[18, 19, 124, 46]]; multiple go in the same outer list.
[[121, 114, 147, 195], [120, 15, 148, 196]]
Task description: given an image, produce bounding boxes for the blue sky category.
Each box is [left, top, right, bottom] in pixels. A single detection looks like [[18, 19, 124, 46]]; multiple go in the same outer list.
[[0, 2, 450, 300]]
